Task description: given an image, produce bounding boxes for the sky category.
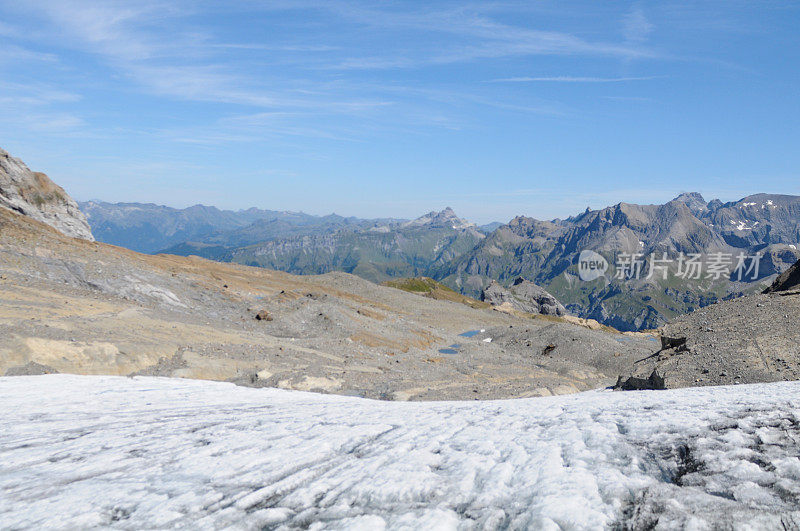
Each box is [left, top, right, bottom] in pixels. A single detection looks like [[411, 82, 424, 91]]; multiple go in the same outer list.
[[0, 1, 798, 224]]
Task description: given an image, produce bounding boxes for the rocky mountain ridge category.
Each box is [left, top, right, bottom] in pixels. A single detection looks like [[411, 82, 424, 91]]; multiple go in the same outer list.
[[225, 209, 485, 283], [441, 192, 800, 330], [401, 206, 476, 230], [82, 192, 800, 330]]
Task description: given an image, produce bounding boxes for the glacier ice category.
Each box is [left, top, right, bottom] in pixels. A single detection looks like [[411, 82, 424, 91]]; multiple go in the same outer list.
[[1, 375, 799, 529]]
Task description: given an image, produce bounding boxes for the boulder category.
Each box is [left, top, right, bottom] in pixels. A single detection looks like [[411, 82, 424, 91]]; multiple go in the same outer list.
[[481, 278, 567, 316], [255, 310, 273, 321], [615, 366, 666, 391]]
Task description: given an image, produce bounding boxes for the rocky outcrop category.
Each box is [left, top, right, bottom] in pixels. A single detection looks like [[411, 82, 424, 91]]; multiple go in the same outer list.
[[0, 147, 93, 240], [616, 290, 800, 390], [4, 361, 59, 376], [481, 278, 567, 316], [764, 258, 800, 293]]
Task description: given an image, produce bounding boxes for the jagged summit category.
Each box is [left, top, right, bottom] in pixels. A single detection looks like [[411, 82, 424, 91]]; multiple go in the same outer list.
[[0, 147, 93, 240], [403, 207, 475, 230], [671, 192, 708, 214]]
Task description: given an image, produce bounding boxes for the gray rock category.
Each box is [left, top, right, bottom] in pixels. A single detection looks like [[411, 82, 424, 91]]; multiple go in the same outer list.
[[481, 277, 567, 316], [5, 362, 59, 376], [615, 366, 666, 391], [764, 258, 800, 293], [0, 147, 93, 240], [255, 309, 273, 321]]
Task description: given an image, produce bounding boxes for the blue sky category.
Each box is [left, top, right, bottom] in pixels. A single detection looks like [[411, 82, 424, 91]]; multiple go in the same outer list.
[[0, 1, 798, 223]]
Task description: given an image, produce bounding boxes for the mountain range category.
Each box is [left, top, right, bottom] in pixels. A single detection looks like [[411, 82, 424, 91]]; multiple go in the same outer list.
[[84, 192, 800, 330], [80, 200, 409, 254], [440, 192, 800, 330]]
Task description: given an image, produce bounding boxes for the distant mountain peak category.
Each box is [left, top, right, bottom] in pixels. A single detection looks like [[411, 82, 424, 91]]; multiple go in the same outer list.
[[404, 207, 475, 229], [674, 192, 705, 202], [670, 191, 708, 214]]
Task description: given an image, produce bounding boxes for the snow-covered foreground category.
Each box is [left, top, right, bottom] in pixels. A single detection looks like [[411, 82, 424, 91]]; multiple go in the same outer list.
[[1, 376, 800, 530]]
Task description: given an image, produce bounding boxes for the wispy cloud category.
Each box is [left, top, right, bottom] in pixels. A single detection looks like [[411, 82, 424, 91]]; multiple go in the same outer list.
[[14, 0, 396, 115], [490, 76, 660, 83], [0, 44, 58, 63], [322, 5, 658, 70], [0, 0, 663, 145], [622, 6, 654, 43], [209, 43, 340, 52], [0, 80, 86, 138], [0, 82, 80, 106], [0, 20, 20, 37]]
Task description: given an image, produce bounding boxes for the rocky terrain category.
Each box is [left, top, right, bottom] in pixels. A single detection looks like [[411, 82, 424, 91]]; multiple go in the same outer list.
[[765, 257, 800, 293], [1, 148, 93, 240], [0, 201, 659, 400], [616, 260, 800, 390]]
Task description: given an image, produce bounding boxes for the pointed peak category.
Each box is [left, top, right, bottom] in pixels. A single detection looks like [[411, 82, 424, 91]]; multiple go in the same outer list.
[[672, 191, 705, 202], [670, 192, 708, 213]]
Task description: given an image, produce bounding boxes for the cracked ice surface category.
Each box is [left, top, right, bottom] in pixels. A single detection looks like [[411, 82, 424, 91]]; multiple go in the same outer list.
[[1, 375, 800, 529]]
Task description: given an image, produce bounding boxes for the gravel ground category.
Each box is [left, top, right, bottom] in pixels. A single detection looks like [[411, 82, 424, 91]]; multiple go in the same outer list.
[[618, 291, 800, 389]]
